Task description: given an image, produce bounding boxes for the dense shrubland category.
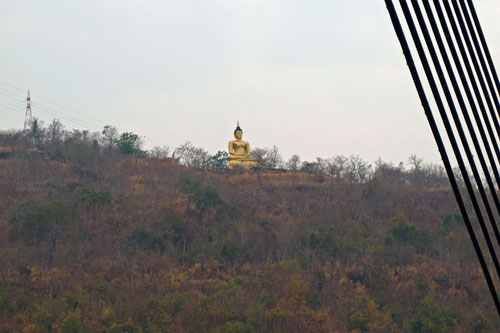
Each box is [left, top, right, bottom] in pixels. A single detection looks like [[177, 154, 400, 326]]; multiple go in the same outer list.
[[0, 122, 497, 332]]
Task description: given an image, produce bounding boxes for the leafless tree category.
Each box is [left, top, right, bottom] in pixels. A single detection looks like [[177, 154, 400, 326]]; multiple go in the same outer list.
[[47, 119, 66, 144], [286, 154, 301, 172], [251, 146, 284, 169], [151, 146, 171, 159], [101, 125, 119, 157], [174, 142, 210, 169]]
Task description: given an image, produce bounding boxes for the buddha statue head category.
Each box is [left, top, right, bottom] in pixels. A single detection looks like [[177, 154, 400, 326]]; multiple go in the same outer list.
[[234, 121, 243, 140]]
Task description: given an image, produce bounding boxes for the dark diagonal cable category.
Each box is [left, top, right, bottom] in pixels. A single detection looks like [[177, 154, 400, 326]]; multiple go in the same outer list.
[[419, 0, 500, 249], [442, 0, 500, 172], [384, 0, 500, 316], [449, 1, 500, 146], [423, 0, 500, 210], [434, 1, 500, 195], [459, 0, 500, 121], [402, 0, 500, 279], [467, 0, 500, 101]]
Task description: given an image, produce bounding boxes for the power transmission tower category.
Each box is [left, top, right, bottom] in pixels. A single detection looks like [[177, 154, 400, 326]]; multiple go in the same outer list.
[[23, 89, 32, 131]]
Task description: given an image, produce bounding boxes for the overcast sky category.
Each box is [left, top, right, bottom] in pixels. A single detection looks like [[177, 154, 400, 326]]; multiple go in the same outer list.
[[1, 0, 500, 165]]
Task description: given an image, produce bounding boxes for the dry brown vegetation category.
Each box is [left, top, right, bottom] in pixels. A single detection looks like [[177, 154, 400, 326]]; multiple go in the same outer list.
[[0, 122, 498, 332], [0, 149, 498, 332]]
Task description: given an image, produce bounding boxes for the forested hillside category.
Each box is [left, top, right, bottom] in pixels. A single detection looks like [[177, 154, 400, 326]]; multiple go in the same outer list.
[[0, 125, 498, 332]]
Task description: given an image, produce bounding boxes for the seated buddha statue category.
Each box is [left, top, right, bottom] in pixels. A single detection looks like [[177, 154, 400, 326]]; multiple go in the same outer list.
[[228, 121, 258, 168]]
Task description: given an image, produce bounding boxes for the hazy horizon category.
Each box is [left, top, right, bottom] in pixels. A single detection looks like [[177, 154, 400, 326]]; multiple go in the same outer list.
[[2, 0, 500, 165]]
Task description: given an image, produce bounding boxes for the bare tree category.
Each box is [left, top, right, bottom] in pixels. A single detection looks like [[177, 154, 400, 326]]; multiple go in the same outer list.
[[267, 146, 284, 169], [0, 129, 23, 149], [251, 147, 268, 168], [174, 142, 210, 169], [286, 154, 301, 172], [344, 155, 372, 183], [47, 119, 65, 144], [101, 125, 119, 157], [408, 154, 424, 172], [151, 146, 171, 159], [373, 158, 406, 186], [251, 146, 284, 169]]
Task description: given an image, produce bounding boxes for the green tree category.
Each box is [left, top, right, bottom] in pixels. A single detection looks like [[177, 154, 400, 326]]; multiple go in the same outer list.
[[308, 226, 339, 261], [215, 203, 240, 236], [78, 188, 112, 222], [117, 132, 140, 155], [386, 213, 421, 244], [221, 242, 247, 263], [60, 312, 87, 333], [30, 117, 44, 147], [162, 207, 189, 264], [176, 176, 203, 213], [127, 228, 166, 254], [300, 161, 319, 174], [410, 297, 456, 333], [208, 151, 229, 171], [383, 214, 423, 267], [9, 200, 77, 267], [194, 185, 222, 222], [214, 321, 253, 333], [466, 310, 490, 332], [107, 322, 140, 333]]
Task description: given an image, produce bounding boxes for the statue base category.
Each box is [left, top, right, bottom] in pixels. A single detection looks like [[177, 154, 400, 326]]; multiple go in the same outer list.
[[229, 159, 258, 168]]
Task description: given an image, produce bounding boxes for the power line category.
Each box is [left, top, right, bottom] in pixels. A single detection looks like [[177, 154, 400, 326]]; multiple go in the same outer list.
[[0, 107, 25, 120], [0, 86, 104, 130], [0, 80, 167, 150], [0, 101, 24, 108]]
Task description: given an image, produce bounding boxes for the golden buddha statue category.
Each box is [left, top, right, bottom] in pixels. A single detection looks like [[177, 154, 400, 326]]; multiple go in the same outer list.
[[228, 121, 258, 168]]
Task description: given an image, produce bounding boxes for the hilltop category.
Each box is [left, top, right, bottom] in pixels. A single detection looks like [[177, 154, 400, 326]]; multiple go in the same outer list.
[[0, 151, 497, 332], [0, 125, 497, 332]]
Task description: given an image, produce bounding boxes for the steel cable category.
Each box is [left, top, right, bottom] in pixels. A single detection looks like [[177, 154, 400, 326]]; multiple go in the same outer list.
[[467, 0, 500, 102], [384, 0, 500, 316], [401, 0, 500, 280], [459, 0, 500, 121], [414, 0, 500, 251], [448, 1, 500, 145], [431, 0, 500, 196]]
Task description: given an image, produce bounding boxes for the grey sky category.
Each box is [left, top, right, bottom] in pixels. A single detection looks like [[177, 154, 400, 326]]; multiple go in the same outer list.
[[1, 0, 500, 165]]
